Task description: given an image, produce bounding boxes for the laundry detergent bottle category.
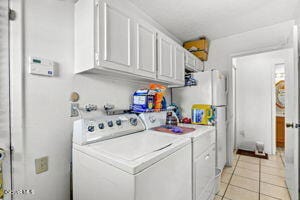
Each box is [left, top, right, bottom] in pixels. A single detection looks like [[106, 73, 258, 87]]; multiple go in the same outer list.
[[191, 104, 214, 125]]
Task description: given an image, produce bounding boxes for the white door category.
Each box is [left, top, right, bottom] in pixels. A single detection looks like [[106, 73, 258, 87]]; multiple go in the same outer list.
[[134, 20, 156, 79], [157, 33, 174, 82], [0, 0, 12, 199], [285, 25, 299, 200], [173, 45, 185, 84], [101, 1, 134, 73]]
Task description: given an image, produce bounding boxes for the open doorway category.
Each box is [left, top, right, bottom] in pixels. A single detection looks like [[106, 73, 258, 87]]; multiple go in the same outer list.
[[229, 49, 293, 199], [232, 49, 291, 156]]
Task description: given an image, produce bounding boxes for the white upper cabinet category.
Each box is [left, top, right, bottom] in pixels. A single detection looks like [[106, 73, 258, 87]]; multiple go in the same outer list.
[[74, 0, 193, 86], [134, 20, 157, 79], [157, 33, 174, 82], [173, 44, 185, 84], [195, 59, 203, 72], [100, 1, 134, 73]]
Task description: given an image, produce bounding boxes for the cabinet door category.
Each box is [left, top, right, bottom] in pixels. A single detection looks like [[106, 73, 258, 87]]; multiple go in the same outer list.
[[194, 145, 215, 200], [101, 2, 134, 73], [195, 59, 203, 72], [157, 34, 174, 82], [135, 21, 157, 79], [173, 45, 185, 84], [185, 51, 196, 71]]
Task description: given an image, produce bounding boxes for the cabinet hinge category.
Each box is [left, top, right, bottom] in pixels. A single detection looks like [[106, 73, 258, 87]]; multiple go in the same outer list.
[[95, 52, 100, 66], [9, 9, 16, 21], [95, 0, 100, 6]]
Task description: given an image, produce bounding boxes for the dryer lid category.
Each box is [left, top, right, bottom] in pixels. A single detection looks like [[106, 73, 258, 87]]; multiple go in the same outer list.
[[90, 132, 176, 161]]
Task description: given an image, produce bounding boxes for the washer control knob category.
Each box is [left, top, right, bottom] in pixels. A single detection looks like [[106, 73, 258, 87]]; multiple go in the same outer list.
[[116, 119, 122, 126], [130, 118, 138, 126], [98, 123, 105, 129], [149, 116, 156, 123], [107, 121, 114, 127], [88, 126, 95, 132]]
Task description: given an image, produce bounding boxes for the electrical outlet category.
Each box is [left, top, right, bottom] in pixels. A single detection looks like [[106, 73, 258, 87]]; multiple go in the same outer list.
[[240, 130, 245, 137], [35, 156, 48, 174], [70, 103, 79, 117]]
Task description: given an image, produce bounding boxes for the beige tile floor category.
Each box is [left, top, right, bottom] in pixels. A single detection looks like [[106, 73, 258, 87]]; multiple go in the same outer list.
[[215, 148, 290, 200]]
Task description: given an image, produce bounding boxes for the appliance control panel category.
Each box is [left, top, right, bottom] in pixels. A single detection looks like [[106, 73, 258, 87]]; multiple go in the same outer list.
[[73, 114, 145, 145], [139, 111, 178, 129]]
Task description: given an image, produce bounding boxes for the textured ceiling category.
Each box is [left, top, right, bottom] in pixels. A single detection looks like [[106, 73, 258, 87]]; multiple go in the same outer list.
[[129, 0, 299, 42]]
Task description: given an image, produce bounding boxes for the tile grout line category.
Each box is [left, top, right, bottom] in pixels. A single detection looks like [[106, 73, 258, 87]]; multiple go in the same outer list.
[[230, 173, 258, 182], [259, 158, 261, 200], [279, 151, 285, 167], [221, 154, 240, 199], [260, 181, 287, 189], [228, 183, 260, 194], [260, 171, 285, 178], [279, 149, 293, 200]]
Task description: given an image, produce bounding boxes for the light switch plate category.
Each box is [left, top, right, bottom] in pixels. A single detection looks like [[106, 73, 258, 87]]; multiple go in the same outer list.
[[35, 156, 48, 174]]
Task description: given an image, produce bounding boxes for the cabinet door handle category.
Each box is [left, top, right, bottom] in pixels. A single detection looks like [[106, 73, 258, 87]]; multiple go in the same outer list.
[[205, 154, 210, 160]]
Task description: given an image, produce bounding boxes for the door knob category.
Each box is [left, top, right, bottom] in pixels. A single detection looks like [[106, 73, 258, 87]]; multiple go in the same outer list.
[[286, 123, 294, 128]]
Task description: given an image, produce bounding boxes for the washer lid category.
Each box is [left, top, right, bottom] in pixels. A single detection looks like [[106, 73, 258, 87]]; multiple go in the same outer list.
[[74, 131, 190, 174], [90, 132, 176, 161]]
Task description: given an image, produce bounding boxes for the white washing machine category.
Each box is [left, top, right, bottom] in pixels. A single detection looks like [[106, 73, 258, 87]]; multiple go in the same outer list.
[[139, 111, 216, 200], [72, 113, 192, 200]]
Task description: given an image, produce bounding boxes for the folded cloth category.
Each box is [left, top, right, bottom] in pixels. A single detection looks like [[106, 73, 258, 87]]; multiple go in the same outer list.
[[171, 126, 183, 133]]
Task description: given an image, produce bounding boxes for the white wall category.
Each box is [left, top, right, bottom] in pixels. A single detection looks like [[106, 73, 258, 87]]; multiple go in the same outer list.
[[11, 0, 173, 200], [235, 49, 291, 154], [295, 2, 300, 44], [206, 20, 295, 160], [9, 0, 298, 199]]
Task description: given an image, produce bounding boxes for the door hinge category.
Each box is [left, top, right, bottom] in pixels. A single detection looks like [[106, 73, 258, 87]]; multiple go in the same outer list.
[[9, 9, 16, 21], [95, 52, 100, 66]]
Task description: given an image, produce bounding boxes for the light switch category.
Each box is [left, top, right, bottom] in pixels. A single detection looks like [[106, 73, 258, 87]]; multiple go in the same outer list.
[[35, 156, 48, 174]]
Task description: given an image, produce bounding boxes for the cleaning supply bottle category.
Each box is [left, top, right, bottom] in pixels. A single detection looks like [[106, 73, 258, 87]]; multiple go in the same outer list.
[[149, 83, 166, 111], [191, 104, 214, 125]]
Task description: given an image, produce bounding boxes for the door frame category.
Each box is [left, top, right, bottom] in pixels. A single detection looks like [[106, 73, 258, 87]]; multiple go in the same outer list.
[[0, 0, 13, 199], [9, 0, 26, 197], [230, 46, 290, 157]]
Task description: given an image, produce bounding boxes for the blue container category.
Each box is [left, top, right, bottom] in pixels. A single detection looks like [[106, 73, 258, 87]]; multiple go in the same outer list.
[[132, 90, 155, 112]]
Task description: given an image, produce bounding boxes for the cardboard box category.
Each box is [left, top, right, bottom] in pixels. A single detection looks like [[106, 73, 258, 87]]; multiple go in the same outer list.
[[183, 38, 209, 52], [192, 50, 208, 61]]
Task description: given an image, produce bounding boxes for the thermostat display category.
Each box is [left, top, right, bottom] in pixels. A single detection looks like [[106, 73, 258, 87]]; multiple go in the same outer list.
[[29, 56, 58, 77]]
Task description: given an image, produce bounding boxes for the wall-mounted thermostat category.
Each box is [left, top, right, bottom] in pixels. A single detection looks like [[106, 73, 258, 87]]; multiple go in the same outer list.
[[29, 57, 58, 77]]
